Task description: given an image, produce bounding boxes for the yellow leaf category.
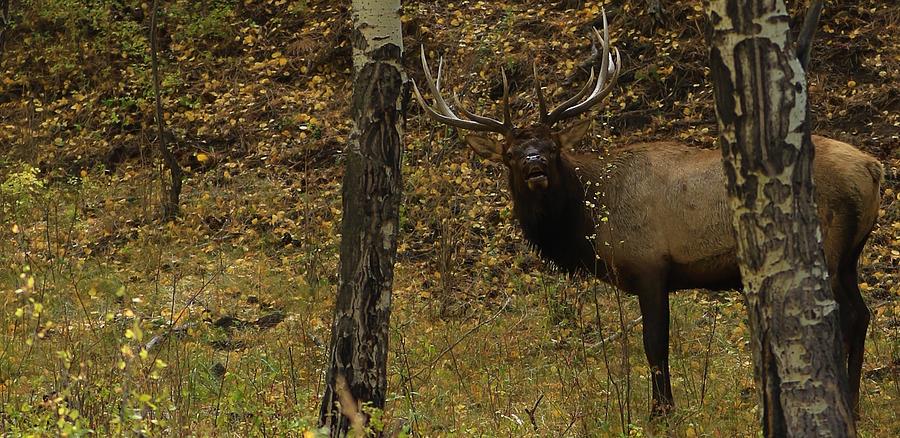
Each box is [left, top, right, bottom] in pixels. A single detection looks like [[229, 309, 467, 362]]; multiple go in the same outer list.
[[196, 153, 209, 163]]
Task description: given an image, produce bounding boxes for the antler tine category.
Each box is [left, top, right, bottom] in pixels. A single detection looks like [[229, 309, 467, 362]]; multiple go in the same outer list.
[[436, 56, 443, 92], [543, 67, 597, 124], [451, 92, 507, 130], [542, 7, 622, 125], [501, 68, 512, 129], [419, 45, 457, 119], [412, 81, 497, 131], [597, 12, 612, 84], [534, 63, 549, 124], [412, 45, 512, 134], [557, 47, 620, 121], [452, 68, 512, 130]]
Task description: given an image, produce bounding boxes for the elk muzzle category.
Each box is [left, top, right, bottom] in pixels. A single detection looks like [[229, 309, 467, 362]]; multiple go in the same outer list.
[[523, 153, 549, 190]]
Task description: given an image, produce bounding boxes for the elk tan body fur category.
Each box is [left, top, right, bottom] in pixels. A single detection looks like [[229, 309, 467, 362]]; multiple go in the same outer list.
[[568, 135, 883, 293]]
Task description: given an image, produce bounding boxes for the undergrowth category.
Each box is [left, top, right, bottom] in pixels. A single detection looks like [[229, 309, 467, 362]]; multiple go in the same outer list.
[[1, 0, 898, 436]]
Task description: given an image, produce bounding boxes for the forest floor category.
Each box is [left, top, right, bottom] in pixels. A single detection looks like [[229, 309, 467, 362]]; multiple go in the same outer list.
[[0, 0, 897, 436]]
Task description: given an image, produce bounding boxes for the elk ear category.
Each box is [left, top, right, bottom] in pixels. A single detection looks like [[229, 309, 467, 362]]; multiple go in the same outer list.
[[464, 134, 504, 162], [555, 119, 592, 149]]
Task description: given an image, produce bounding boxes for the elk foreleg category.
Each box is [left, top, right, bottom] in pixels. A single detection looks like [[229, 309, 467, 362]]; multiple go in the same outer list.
[[636, 276, 673, 417]]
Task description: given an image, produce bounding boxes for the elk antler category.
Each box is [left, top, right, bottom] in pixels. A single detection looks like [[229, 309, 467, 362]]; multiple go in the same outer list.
[[535, 8, 622, 126], [412, 45, 513, 135]]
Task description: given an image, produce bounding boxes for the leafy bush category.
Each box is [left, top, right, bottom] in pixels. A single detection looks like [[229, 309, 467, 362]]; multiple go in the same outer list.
[[0, 165, 45, 216]]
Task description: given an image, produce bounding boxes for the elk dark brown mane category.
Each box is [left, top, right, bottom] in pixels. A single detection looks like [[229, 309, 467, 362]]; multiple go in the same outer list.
[[503, 128, 602, 277], [412, 10, 882, 419]]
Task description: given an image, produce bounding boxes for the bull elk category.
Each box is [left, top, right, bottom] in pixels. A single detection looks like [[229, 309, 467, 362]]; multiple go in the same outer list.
[[412, 11, 883, 417]]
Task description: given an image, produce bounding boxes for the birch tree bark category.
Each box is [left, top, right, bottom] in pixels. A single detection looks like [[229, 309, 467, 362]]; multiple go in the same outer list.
[[318, 0, 404, 436], [705, 0, 856, 435]]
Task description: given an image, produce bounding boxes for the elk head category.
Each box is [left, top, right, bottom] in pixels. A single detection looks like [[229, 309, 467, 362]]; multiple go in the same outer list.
[[412, 10, 621, 194]]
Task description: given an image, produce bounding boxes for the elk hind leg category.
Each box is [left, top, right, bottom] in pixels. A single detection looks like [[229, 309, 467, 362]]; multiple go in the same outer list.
[[838, 250, 870, 417], [636, 275, 673, 417]]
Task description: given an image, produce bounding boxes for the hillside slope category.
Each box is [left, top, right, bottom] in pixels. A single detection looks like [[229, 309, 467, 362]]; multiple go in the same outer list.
[[0, 0, 897, 435]]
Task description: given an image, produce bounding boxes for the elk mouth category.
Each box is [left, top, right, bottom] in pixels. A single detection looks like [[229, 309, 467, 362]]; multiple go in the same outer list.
[[525, 169, 549, 190]]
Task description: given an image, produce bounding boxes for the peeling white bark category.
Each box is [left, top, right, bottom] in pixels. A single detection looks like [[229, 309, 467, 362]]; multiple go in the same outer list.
[[352, 0, 403, 72]]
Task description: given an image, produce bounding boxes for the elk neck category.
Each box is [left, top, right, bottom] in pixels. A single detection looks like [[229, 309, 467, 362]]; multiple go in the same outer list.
[[508, 153, 612, 279]]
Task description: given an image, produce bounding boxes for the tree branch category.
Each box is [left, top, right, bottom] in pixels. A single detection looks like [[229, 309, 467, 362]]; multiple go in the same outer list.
[[150, 0, 183, 220]]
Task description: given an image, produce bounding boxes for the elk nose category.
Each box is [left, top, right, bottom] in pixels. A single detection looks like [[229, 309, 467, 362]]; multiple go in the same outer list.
[[524, 153, 545, 164]]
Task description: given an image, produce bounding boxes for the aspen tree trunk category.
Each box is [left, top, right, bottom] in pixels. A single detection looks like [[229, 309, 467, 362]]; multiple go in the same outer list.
[[705, 0, 856, 436], [318, 0, 404, 436]]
